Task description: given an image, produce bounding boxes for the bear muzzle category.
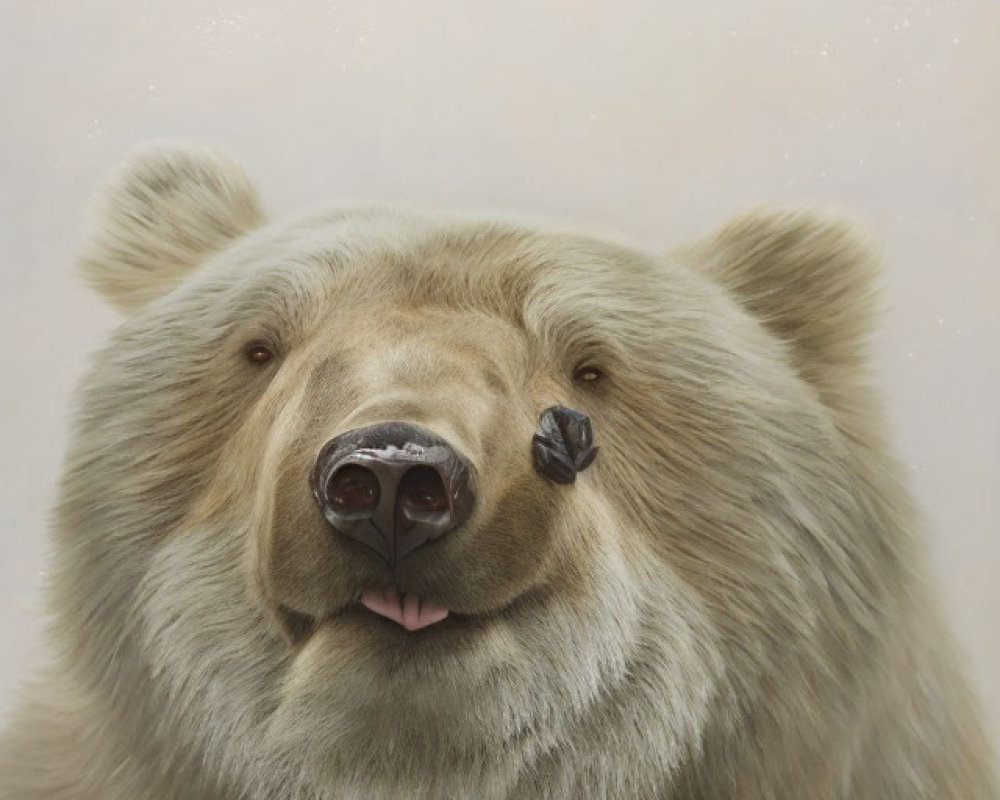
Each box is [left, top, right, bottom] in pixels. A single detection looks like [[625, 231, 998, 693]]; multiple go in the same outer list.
[[309, 411, 597, 632]]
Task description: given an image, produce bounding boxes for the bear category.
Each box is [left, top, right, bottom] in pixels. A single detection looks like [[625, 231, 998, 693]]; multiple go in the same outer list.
[[0, 141, 995, 799]]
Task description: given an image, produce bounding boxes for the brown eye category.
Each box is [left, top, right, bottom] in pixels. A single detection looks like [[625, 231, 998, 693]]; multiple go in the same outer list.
[[246, 343, 275, 364], [574, 365, 604, 384]]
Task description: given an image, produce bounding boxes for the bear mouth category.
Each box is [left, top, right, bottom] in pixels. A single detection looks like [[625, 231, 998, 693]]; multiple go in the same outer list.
[[359, 586, 449, 631], [277, 588, 454, 644]]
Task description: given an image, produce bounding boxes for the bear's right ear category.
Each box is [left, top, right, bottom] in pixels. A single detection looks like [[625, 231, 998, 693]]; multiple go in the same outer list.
[[675, 208, 885, 441], [78, 141, 266, 313]]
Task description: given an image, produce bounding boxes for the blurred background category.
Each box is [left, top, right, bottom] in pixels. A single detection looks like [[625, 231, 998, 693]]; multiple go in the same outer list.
[[1, 0, 997, 745]]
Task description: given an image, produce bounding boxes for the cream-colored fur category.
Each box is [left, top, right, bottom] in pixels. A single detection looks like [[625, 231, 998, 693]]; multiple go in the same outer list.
[[0, 142, 994, 799]]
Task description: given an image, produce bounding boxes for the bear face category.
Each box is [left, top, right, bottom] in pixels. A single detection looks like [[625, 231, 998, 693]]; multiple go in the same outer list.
[[2, 142, 994, 800]]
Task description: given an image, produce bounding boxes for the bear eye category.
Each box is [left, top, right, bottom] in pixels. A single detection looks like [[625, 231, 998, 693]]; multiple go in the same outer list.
[[246, 343, 275, 364], [573, 365, 604, 384]]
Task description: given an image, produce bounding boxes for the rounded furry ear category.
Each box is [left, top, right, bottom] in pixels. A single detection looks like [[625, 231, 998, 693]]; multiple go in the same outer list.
[[676, 208, 885, 435], [678, 207, 882, 369], [78, 141, 265, 313]]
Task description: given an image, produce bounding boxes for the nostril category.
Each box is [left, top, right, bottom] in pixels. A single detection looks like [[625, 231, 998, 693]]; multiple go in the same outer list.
[[398, 466, 449, 523], [326, 464, 380, 516]]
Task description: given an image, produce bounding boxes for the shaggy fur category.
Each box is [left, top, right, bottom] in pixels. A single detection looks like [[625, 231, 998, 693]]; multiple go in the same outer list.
[[0, 142, 994, 799]]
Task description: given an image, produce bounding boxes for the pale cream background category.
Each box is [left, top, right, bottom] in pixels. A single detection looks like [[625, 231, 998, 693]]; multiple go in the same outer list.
[[1, 0, 997, 748]]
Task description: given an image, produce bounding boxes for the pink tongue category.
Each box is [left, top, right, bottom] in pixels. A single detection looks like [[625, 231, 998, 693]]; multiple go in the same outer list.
[[360, 587, 449, 631]]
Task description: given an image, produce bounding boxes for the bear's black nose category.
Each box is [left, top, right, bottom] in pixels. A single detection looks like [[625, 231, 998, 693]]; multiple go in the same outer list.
[[311, 422, 475, 566], [532, 406, 599, 484]]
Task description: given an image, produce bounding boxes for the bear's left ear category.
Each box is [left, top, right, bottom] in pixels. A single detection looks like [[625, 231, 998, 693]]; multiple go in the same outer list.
[[677, 208, 883, 420], [78, 141, 266, 313]]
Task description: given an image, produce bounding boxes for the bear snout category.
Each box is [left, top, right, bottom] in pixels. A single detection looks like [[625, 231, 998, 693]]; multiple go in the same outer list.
[[311, 421, 476, 566]]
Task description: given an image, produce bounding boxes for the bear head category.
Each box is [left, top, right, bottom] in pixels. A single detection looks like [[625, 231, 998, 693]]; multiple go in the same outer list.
[[53, 141, 903, 797]]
